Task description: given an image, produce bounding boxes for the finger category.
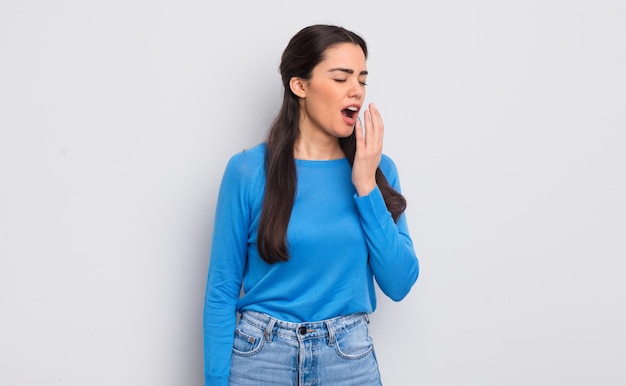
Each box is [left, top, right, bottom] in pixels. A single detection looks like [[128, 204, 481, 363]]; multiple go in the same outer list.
[[370, 104, 384, 134], [367, 104, 383, 149], [363, 107, 373, 145], [355, 115, 364, 146]]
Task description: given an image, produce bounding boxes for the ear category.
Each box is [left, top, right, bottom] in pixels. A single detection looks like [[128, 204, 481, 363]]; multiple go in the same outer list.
[[289, 77, 307, 98]]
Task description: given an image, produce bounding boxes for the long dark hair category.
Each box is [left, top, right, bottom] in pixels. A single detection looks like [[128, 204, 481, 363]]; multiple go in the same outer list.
[[257, 24, 406, 264]]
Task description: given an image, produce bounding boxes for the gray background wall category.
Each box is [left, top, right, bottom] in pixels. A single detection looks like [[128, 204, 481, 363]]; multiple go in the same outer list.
[[1, 1, 624, 385]]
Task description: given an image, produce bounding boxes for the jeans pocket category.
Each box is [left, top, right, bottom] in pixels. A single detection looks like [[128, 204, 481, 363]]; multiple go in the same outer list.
[[333, 320, 375, 360], [232, 321, 265, 357]]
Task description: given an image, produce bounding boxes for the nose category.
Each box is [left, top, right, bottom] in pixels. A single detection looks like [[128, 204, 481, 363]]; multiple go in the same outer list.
[[348, 79, 364, 99]]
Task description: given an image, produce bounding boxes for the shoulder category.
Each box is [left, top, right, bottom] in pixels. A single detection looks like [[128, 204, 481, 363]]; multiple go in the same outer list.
[[224, 143, 266, 177], [379, 153, 399, 177], [379, 153, 402, 190], [219, 143, 266, 195]]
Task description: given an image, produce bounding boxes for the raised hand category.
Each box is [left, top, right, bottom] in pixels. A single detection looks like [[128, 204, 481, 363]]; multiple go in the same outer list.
[[352, 103, 384, 196]]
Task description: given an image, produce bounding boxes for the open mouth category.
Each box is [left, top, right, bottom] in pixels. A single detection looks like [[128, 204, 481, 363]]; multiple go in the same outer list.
[[342, 106, 359, 119]]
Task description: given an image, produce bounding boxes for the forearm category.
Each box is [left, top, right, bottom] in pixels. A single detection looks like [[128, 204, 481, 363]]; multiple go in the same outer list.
[[355, 186, 419, 300]]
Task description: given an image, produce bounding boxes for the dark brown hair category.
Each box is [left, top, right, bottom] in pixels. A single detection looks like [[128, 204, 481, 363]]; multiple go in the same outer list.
[[257, 24, 406, 263]]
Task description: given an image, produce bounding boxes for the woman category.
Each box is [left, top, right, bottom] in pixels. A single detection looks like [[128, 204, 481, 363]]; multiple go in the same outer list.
[[204, 24, 419, 385]]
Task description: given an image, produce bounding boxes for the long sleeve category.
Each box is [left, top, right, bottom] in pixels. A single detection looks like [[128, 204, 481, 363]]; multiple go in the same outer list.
[[203, 152, 256, 386], [203, 146, 419, 385], [355, 155, 419, 301]]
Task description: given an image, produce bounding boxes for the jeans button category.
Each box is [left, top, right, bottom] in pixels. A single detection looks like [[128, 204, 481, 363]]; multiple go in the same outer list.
[[299, 326, 307, 335]]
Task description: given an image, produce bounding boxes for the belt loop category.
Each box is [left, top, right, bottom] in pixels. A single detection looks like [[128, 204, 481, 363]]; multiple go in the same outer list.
[[364, 313, 370, 324], [264, 317, 276, 342], [324, 320, 336, 346]]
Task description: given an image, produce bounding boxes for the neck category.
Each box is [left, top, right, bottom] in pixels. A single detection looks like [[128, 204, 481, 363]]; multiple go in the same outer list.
[[294, 135, 344, 160]]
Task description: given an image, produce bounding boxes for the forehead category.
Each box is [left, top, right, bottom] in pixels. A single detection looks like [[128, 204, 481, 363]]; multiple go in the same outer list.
[[316, 43, 367, 72]]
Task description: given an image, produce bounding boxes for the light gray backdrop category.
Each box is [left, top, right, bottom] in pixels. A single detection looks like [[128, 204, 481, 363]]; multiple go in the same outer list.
[[1, 1, 624, 385]]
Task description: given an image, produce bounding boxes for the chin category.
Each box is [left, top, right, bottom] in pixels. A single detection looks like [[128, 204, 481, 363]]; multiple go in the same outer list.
[[336, 126, 355, 138]]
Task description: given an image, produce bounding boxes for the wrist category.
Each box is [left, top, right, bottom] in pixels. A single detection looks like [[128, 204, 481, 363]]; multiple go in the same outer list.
[[355, 181, 377, 197]]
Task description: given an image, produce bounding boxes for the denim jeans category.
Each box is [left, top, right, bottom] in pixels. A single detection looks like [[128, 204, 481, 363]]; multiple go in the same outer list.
[[229, 310, 382, 385]]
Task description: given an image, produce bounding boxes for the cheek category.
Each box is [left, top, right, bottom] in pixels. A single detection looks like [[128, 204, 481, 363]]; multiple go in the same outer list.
[[308, 94, 335, 117]]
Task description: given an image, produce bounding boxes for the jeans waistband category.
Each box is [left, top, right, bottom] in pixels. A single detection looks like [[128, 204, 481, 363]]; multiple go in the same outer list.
[[240, 310, 369, 344]]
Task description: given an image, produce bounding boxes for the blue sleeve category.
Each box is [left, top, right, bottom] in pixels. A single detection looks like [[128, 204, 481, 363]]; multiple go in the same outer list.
[[354, 155, 419, 301], [203, 152, 253, 386]]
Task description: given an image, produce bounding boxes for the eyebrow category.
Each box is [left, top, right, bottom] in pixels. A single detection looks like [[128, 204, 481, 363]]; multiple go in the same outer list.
[[329, 68, 369, 76]]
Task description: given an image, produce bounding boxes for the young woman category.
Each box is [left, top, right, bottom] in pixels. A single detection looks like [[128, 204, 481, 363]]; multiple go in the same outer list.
[[203, 24, 419, 386]]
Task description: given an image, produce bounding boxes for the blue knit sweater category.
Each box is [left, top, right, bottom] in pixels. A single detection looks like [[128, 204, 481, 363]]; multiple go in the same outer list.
[[203, 143, 419, 385]]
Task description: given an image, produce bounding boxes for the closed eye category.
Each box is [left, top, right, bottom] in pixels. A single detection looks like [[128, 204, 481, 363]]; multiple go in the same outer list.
[[334, 79, 367, 86]]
